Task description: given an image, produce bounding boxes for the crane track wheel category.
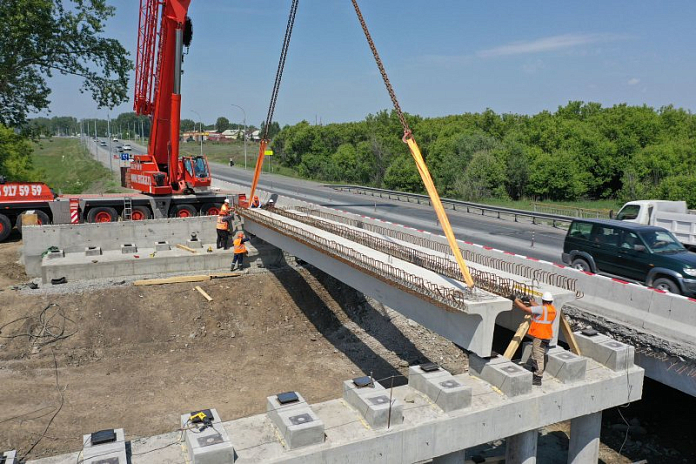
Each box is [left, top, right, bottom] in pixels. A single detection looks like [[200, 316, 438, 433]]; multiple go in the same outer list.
[[87, 207, 119, 223], [200, 203, 221, 216], [130, 206, 152, 221], [16, 210, 51, 235], [170, 204, 197, 218], [0, 214, 11, 242]]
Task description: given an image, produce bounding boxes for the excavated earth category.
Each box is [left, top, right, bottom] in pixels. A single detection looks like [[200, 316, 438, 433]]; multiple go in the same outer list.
[[0, 239, 693, 463]]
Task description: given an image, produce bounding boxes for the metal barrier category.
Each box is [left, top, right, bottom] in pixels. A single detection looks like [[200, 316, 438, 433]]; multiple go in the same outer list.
[[329, 185, 579, 227], [291, 207, 582, 298]]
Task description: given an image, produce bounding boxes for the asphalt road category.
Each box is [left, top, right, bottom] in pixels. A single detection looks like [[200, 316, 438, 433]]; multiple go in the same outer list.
[[104, 138, 566, 262], [209, 163, 566, 263]]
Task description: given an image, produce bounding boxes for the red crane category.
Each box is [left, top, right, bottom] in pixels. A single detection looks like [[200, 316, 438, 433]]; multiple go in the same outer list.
[[130, 0, 211, 195]]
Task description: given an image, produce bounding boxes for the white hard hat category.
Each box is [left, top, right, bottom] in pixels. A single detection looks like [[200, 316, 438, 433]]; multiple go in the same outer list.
[[224, 199, 230, 203], [268, 199, 274, 203], [542, 292, 553, 303]]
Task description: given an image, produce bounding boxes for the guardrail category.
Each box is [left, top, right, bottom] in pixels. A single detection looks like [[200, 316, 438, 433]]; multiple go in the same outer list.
[[328, 185, 581, 227]]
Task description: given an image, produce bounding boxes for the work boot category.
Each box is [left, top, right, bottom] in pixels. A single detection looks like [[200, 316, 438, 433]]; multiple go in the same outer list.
[[532, 375, 542, 386]]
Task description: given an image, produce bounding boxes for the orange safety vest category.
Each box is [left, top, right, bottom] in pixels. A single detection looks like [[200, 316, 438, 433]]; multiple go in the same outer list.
[[233, 237, 247, 254], [216, 215, 229, 231], [528, 303, 556, 340], [220, 203, 230, 215]]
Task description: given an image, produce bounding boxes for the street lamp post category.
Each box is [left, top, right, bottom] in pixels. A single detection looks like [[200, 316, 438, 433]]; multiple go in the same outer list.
[[191, 110, 203, 156], [230, 103, 247, 170], [107, 114, 113, 172]]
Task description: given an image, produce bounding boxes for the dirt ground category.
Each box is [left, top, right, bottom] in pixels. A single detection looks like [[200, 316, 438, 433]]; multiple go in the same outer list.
[[0, 239, 693, 463]]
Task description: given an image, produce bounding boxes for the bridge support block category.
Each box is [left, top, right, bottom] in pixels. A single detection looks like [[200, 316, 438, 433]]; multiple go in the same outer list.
[[567, 411, 602, 464], [469, 354, 532, 397], [573, 331, 634, 371], [505, 429, 538, 464], [180, 408, 236, 464], [82, 428, 127, 464], [408, 365, 472, 412], [521, 344, 587, 383], [266, 392, 325, 449], [1, 450, 16, 464], [343, 379, 404, 429]]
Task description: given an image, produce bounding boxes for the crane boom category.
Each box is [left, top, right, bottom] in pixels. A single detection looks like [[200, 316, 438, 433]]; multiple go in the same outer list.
[[129, 0, 210, 196]]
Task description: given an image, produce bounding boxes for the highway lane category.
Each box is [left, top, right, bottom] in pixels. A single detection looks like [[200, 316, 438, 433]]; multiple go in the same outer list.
[[209, 163, 566, 263], [112, 139, 566, 262]]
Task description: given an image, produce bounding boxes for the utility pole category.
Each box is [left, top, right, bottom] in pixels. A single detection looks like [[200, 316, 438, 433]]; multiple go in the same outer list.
[[108, 114, 113, 172], [230, 104, 247, 170], [191, 110, 203, 156]]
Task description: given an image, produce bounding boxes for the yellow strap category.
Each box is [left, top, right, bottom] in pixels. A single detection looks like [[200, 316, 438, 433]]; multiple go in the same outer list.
[[405, 137, 474, 288]]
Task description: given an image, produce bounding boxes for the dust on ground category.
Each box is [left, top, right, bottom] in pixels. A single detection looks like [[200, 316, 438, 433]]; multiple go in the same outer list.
[[0, 240, 692, 463]]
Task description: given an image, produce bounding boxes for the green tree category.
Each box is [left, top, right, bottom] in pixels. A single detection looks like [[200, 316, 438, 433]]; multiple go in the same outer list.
[[215, 117, 230, 132], [0, 0, 132, 127], [0, 124, 36, 180], [180, 119, 196, 132]]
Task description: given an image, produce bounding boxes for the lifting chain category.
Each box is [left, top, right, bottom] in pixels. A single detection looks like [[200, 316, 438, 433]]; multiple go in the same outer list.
[[350, 0, 412, 139], [263, 0, 300, 140]]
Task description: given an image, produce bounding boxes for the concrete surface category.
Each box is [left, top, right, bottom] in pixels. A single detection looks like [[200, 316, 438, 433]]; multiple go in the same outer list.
[[28, 345, 644, 464], [505, 430, 537, 464], [521, 344, 587, 384], [22, 216, 219, 277], [81, 428, 126, 464], [242, 209, 512, 357], [469, 354, 532, 397], [266, 393, 325, 449], [2, 450, 17, 463], [180, 409, 236, 464], [567, 412, 602, 464], [342, 379, 404, 429], [407, 365, 472, 413]]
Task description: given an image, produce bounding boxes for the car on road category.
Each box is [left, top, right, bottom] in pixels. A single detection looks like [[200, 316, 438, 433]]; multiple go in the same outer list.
[[562, 218, 696, 296], [112, 137, 118, 142], [99, 141, 107, 146], [122, 144, 132, 150]]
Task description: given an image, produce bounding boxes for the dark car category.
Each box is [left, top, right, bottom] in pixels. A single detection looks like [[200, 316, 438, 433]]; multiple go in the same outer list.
[[562, 218, 696, 296]]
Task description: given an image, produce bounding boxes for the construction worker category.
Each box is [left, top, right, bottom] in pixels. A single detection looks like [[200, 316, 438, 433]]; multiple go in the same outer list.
[[216, 212, 230, 249], [513, 292, 557, 386], [220, 198, 231, 215], [231, 231, 250, 270], [250, 196, 260, 208]]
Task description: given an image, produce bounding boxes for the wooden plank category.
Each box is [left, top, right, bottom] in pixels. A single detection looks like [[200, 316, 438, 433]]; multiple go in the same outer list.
[[210, 272, 241, 279], [195, 285, 213, 302], [503, 315, 531, 360], [559, 312, 582, 355], [133, 275, 211, 286], [176, 244, 197, 253]]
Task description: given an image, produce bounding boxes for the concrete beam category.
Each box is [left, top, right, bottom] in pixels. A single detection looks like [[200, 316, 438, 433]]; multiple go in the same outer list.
[[243, 210, 511, 357]]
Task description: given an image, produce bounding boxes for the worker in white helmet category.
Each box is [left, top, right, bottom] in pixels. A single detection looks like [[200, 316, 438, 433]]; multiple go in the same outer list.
[[513, 292, 557, 386]]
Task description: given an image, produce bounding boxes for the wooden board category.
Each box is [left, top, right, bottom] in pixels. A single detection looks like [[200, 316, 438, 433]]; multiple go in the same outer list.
[[195, 286, 213, 302], [134, 275, 211, 286], [176, 244, 197, 253], [210, 272, 241, 279], [559, 312, 582, 355], [503, 315, 531, 360]]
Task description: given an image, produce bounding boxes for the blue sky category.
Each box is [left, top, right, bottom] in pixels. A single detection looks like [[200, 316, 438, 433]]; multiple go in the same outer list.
[[43, 0, 696, 127]]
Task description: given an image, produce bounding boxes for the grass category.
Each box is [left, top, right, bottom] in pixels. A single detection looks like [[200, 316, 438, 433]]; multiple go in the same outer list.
[[31, 138, 127, 194], [183, 140, 299, 177]]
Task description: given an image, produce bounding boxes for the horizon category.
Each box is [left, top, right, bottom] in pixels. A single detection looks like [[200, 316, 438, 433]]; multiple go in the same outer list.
[[35, 0, 696, 127]]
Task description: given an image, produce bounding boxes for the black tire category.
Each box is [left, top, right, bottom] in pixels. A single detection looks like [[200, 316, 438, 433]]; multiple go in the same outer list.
[[0, 214, 11, 242], [129, 206, 152, 221], [571, 258, 592, 272], [653, 277, 680, 294], [200, 203, 222, 216], [169, 204, 197, 218], [16, 210, 51, 235], [86, 207, 119, 223]]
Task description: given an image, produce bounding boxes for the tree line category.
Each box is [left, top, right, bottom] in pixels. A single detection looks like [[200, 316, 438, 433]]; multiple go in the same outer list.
[[270, 102, 696, 207]]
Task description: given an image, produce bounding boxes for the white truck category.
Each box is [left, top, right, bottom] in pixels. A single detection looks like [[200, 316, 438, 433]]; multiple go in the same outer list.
[[616, 200, 696, 250]]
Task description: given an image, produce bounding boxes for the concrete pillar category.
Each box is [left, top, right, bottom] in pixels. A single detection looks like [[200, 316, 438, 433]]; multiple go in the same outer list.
[[567, 411, 602, 464], [505, 429, 538, 464], [432, 449, 465, 463]]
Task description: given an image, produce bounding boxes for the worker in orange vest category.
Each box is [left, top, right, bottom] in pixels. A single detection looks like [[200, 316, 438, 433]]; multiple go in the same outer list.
[[513, 292, 557, 386], [220, 198, 231, 215], [216, 212, 230, 249], [231, 231, 250, 270]]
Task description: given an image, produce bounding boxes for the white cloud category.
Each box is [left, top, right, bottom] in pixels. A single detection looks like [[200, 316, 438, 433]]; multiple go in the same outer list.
[[477, 33, 629, 58], [627, 78, 640, 85]]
